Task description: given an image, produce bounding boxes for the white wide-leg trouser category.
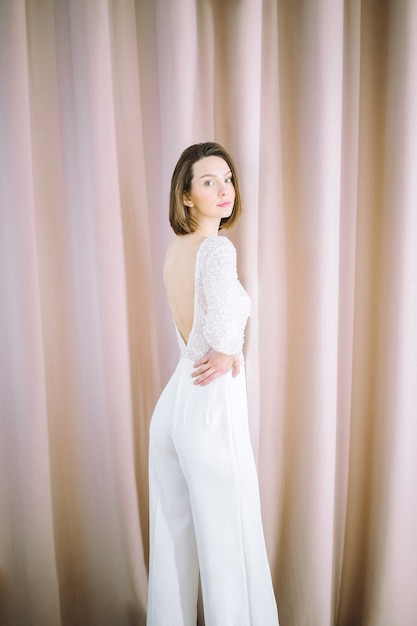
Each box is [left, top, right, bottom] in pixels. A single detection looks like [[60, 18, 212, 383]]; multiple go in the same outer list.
[[147, 358, 279, 626]]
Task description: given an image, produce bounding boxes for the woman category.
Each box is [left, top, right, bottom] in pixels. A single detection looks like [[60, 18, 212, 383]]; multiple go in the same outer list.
[[147, 142, 279, 625]]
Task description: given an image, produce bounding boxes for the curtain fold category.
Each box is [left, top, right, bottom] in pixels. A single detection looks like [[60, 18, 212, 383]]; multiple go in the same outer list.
[[1, 1, 416, 624]]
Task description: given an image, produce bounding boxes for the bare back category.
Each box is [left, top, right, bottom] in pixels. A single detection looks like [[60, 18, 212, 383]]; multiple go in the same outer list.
[[163, 235, 206, 345]]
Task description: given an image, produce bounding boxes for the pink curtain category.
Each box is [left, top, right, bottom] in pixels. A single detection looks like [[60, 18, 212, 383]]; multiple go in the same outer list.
[[1, 1, 416, 624]]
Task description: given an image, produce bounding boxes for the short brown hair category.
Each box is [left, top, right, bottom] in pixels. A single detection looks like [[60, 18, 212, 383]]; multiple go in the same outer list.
[[169, 142, 242, 235]]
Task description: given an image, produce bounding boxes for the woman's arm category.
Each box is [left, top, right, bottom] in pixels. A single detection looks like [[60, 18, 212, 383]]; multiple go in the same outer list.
[[191, 237, 249, 386]]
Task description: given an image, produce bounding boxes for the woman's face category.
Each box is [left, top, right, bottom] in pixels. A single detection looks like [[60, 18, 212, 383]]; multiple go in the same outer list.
[[183, 156, 235, 229]]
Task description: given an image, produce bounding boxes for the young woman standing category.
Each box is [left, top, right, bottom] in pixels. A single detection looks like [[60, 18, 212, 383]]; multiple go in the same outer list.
[[147, 142, 279, 626]]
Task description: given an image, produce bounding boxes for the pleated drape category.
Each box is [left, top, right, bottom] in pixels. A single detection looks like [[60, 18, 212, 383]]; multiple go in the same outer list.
[[1, 1, 416, 625]]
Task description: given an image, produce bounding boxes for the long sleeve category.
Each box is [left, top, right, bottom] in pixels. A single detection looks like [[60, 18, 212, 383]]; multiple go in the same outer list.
[[201, 237, 251, 355]]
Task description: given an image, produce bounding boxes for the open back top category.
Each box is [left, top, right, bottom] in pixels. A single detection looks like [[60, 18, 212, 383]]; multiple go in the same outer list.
[[166, 235, 251, 361]]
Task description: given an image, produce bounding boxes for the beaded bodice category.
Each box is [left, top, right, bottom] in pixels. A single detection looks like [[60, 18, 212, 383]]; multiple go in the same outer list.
[[176, 236, 251, 361]]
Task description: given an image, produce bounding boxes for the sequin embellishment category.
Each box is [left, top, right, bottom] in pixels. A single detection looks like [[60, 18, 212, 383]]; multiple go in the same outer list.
[[177, 236, 251, 360]]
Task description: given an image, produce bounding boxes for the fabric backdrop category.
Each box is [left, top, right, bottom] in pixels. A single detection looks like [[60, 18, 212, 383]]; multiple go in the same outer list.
[[1, 1, 416, 624]]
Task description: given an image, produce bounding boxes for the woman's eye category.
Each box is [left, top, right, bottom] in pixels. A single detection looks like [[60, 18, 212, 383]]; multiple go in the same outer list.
[[225, 177, 233, 184], [204, 180, 215, 186]]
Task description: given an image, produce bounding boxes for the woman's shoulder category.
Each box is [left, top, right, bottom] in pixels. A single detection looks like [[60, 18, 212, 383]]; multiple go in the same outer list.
[[165, 235, 236, 273], [198, 236, 237, 276], [165, 234, 205, 262], [199, 234, 236, 256]]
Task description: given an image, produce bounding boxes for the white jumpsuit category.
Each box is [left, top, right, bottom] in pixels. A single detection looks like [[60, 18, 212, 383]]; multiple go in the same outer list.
[[147, 236, 279, 625]]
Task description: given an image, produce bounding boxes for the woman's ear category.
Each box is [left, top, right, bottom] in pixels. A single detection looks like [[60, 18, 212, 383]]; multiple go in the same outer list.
[[183, 193, 193, 207]]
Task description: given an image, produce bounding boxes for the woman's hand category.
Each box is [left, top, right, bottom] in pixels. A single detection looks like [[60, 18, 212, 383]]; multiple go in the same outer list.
[[192, 348, 240, 386]]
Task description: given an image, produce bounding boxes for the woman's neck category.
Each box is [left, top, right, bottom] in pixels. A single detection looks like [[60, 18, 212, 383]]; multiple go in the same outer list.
[[192, 219, 221, 238]]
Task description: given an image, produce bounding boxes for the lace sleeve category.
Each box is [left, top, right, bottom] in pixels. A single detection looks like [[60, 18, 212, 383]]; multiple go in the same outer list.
[[201, 237, 251, 355]]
